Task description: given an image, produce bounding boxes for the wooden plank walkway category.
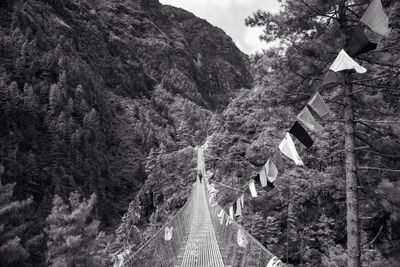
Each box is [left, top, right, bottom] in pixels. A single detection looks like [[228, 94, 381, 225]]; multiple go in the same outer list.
[[177, 181, 224, 267]]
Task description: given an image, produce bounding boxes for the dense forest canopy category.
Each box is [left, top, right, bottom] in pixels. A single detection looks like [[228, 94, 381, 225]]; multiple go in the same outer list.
[[0, 0, 400, 266]]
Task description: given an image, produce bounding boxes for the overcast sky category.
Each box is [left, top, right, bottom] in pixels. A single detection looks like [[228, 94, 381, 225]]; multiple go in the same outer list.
[[159, 0, 281, 55]]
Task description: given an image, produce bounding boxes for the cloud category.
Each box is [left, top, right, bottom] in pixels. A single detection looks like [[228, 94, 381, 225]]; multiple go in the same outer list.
[[159, 0, 281, 54]]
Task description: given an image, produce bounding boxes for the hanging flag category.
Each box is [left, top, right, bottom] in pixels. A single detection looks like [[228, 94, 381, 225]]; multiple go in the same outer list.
[[237, 228, 248, 248], [279, 133, 304, 166], [259, 166, 268, 187], [164, 226, 173, 241], [226, 217, 232, 226], [229, 206, 234, 219], [289, 121, 314, 149], [219, 212, 225, 225], [271, 150, 284, 172], [321, 70, 341, 87], [267, 256, 279, 267], [345, 25, 377, 56], [217, 209, 224, 218], [297, 107, 323, 133], [240, 195, 244, 207], [248, 180, 258, 197], [329, 49, 367, 73], [308, 92, 331, 118], [235, 198, 242, 217], [266, 158, 278, 183], [360, 0, 391, 36]]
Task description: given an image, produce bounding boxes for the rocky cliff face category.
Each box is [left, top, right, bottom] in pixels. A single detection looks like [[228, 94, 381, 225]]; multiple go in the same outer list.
[[0, 0, 251, 250]]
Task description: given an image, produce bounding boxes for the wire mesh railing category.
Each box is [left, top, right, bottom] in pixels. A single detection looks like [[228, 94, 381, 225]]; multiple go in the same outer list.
[[123, 184, 195, 267], [206, 187, 278, 267]]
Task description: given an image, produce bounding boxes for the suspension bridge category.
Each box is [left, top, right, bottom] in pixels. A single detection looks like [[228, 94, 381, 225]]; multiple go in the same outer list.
[[121, 146, 284, 267]]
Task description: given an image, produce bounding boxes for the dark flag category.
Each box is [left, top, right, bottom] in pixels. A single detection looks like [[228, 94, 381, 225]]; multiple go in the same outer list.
[[271, 150, 284, 172], [321, 70, 341, 87], [345, 25, 377, 56], [289, 121, 314, 149]]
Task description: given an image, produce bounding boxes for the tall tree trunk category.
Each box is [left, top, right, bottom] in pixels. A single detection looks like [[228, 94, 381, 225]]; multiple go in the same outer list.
[[343, 76, 361, 267]]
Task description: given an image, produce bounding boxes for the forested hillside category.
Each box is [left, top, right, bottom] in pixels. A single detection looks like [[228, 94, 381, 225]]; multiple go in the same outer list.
[[0, 0, 251, 265]]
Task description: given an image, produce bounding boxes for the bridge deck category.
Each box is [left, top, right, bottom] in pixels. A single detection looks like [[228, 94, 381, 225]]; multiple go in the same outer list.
[[177, 182, 224, 267]]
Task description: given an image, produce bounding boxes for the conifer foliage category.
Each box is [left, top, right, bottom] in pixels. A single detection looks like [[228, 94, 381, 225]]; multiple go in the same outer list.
[[45, 192, 99, 267]]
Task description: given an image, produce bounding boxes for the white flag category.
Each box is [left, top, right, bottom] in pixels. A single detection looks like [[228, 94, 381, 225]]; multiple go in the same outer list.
[[219, 212, 224, 225], [164, 226, 173, 241], [229, 206, 234, 219], [329, 49, 367, 74], [267, 256, 279, 267], [259, 166, 268, 187], [249, 180, 258, 197], [279, 133, 304, 166], [237, 228, 248, 248]]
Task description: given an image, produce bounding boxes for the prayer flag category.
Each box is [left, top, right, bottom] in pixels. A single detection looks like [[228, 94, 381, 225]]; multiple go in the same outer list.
[[220, 212, 224, 225], [308, 92, 331, 118], [345, 25, 377, 56], [271, 150, 284, 172], [226, 217, 232, 226], [279, 133, 304, 166], [235, 198, 242, 217], [249, 180, 258, 197], [360, 0, 391, 36], [164, 226, 173, 241], [298, 107, 323, 133], [329, 49, 367, 73], [217, 209, 224, 218], [229, 206, 234, 219], [321, 70, 341, 87], [289, 121, 314, 149], [240, 195, 244, 207], [266, 158, 278, 183], [237, 228, 248, 248], [267, 256, 279, 267], [259, 166, 268, 187]]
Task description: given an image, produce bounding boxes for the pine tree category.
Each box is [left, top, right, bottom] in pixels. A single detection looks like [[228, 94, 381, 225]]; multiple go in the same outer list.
[[0, 173, 33, 266], [45, 192, 99, 267]]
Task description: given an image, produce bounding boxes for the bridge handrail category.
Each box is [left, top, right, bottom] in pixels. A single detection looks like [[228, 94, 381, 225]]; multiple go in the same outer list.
[[124, 183, 195, 265]]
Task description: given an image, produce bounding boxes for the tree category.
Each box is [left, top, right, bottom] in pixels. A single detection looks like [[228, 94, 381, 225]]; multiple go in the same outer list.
[[45, 191, 99, 267], [246, 1, 400, 266], [0, 172, 33, 266]]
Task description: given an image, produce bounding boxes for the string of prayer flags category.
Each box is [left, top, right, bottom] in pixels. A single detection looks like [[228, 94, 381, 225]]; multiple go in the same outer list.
[[297, 107, 323, 133], [308, 92, 331, 118], [345, 25, 377, 56], [329, 49, 367, 73], [265, 158, 278, 183], [248, 180, 258, 197], [279, 133, 304, 166], [164, 226, 173, 241], [321, 70, 341, 87], [289, 121, 314, 149], [237, 228, 248, 248], [360, 0, 391, 36]]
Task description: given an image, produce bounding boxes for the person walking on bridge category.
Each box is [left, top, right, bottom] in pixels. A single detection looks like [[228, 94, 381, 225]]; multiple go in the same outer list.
[[198, 171, 203, 183]]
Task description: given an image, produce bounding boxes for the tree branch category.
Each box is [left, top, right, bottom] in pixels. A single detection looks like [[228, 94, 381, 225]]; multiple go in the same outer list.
[[358, 166, 400, 173]]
